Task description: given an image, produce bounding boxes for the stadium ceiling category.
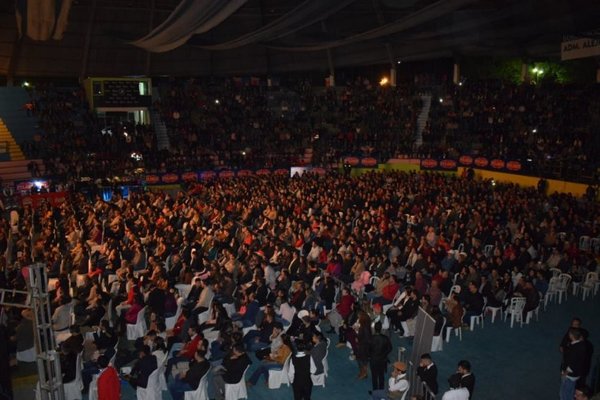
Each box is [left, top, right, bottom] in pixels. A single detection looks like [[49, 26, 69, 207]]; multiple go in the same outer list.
[[0, 0, 599, 79]]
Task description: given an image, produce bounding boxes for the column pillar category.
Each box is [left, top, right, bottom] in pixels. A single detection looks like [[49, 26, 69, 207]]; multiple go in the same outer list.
[[452, 62, 460, 84], [521, 62, 530, 83]]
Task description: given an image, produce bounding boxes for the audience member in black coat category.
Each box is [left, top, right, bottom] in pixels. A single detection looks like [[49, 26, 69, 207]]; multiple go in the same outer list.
[[417, 353, 438, 394], [463, 282, 484, 321], [388, 289, 419, 335], [0, 324, 11, 400], [167, 348, 211, 400], [289, 339, 315, 400], [93, 320, 117, 352], [185, 278, 203, 308], [368, 321, 392, 391], [213, 344, 252, 400], [146, 285, 166, 317], [457, 360, 475, 398], [59, 342, 78, 383], [559, 318, 589, 354], [128, 345, 158, 389], [63, 325, 84, 355], [561, 329, 589, 388]]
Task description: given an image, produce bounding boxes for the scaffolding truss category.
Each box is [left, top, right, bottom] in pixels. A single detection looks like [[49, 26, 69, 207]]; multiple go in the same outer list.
[[0, 264, 64, 400]]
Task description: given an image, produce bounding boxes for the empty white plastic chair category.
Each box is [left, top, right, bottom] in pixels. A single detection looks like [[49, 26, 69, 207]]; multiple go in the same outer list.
[[268, 354, 292, 389], [549, 268, 562, 278], [126, 306, 147, 341], [581, 272, 599, 300], [556, 274, 572, 304], [431, 317, 446, 352], [225, 365, 250, 400], [503, 297, 526, 328], [526, 304, 540, 324], [544, 277, 560, 308], [470, 299, 486, 331], [184, 371, 209, 400]]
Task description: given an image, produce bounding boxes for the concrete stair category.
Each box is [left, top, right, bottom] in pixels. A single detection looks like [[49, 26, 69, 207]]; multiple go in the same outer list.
[[415, 94, 432, 148], [151, 87, 170, 151], [0, 87, 37, 145], [0, 118, 25, 161], [151, 110, 170, 151], [0, 158, 44, 182]]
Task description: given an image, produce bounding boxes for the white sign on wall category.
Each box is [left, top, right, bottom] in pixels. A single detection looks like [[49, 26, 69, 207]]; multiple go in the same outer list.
[[561, 37, 600, 60]]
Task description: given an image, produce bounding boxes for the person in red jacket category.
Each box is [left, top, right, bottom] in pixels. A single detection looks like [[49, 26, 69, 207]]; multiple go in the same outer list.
[[372, 276, 400, 306], [326, 287, 355, 334], [96, 355, 120, 400], [166, 326, 203, 379]]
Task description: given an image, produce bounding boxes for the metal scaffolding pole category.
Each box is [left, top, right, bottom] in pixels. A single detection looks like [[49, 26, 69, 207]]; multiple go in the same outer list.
[[0, 264, 64, 400]]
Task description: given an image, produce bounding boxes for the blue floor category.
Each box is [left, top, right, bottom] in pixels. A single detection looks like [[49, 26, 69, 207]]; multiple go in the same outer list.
[[231, 292, 600, 400]]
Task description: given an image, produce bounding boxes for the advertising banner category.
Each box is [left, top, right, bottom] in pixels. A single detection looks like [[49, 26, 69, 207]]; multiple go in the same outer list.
[[561, 37, 600, 60]]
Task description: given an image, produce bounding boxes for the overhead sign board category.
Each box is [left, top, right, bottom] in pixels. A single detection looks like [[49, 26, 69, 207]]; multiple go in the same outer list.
[[561, 37, 600, 60]]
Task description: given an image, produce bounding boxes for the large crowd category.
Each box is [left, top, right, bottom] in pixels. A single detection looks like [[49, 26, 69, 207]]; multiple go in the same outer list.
[[19, 79, 421, 182], [18, 79, 600, 186], [1, 76, 598, 400], [422, 81, 600, 180], [154, 77, 419, 171], [0, 167, 598, 399]]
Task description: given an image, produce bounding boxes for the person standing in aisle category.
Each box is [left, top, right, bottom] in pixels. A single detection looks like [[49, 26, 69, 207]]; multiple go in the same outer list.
[[288, 339, 316, 400], [368, 321, 392, 393]]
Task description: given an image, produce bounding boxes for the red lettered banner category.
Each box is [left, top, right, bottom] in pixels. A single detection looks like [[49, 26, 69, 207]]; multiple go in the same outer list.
[[440, 159, 457, 169], [474, 157, 489, 167], [459, 155, 473, 166], [361, 157, 378, 167], [421, 159, 439, 169], [20, 192, 68, 208], [506, 161, 522, 171]]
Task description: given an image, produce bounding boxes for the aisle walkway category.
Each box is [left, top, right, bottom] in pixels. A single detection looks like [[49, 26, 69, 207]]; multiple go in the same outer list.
[[241, 294, 600, 400]]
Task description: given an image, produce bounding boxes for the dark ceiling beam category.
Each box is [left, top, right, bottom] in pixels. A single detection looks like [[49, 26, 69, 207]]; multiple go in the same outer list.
[[80, 0, 97, 81], [371, 0, 394, 66], [6, 33, 23, 86], [321, 21, 335, 80], [145, 0, 155, 76], [258, 0, 272, 74]]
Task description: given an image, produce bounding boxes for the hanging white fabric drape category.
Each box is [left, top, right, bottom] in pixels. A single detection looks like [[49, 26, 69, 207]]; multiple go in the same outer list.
[[266, 0, 475, 51], [15, 0, 73, 41], [130, 0, 247, 53], [196, 0, 357, 51]]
